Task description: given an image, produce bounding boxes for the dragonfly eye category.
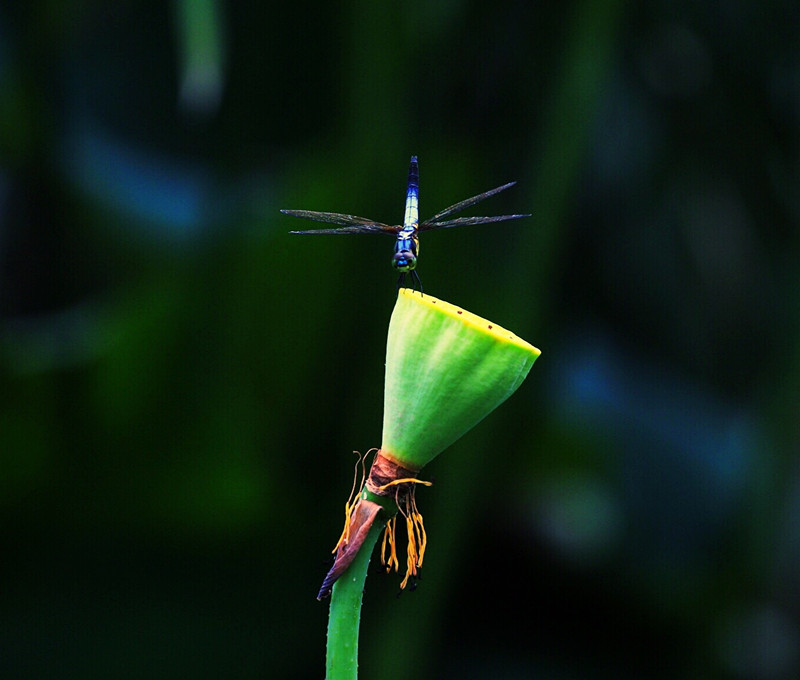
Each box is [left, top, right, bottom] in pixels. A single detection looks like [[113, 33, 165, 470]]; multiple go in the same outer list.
[[393, 250, 417, 272]]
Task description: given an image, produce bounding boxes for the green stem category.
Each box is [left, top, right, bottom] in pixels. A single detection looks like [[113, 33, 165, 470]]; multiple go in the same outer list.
[[325, 522, 383, 680]]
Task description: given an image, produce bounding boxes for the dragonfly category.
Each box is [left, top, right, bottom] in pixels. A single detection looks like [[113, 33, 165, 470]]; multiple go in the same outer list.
[[282, 156, 529, 289]]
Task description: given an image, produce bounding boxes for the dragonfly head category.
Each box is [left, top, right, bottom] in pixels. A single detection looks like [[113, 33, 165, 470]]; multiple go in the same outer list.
[[393, 249, 417, 272], [393, 236, 418, 273]]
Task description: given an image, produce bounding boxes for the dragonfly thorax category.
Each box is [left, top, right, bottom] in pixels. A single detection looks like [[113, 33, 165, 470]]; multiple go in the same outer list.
[[393, 235, 418, 272]]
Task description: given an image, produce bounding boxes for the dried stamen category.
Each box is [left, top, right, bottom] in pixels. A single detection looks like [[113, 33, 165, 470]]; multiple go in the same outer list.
[[376, 475, 430, 591], [319, 449, 431, 598]]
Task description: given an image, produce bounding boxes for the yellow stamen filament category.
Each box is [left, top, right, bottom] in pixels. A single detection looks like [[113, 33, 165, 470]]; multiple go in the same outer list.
[[376, 477, 433, 491], [411, 501, 427, 564], [400, 513, 419, 589], [381, 516, 399, 573], [332, 495, 358, 553], [332, 449, 377, 553]]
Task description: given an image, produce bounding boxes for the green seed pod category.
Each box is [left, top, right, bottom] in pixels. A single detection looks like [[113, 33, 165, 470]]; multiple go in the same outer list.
[[381, 289, 541, 471]]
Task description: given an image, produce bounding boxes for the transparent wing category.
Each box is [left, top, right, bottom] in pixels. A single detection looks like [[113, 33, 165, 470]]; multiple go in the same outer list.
[[420, 181, 520, 228], [422, 213, 531, 231], [281, 209, 398, 235]]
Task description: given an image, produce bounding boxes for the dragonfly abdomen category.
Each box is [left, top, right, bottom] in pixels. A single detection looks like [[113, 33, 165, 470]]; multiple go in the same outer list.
[[404, 156, 419, 231]]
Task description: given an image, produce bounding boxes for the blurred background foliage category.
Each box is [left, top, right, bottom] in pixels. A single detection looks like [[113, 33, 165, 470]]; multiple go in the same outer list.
[[1, 0, 798, 678]]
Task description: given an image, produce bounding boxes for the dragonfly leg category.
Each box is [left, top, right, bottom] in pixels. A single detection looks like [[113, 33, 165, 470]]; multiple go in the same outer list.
[[410, 269, 424, 295], [396, 270, 423, 294]]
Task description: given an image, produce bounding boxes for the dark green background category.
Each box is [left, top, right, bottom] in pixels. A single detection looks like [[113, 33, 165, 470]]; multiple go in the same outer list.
[[2, 1, 798, 678]]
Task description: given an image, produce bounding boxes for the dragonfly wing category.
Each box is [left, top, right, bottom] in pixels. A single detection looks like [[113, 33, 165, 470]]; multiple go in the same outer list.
[[420, 214, 531, 231], [281, 209, 398, 235], [423, 182, 519, 224]]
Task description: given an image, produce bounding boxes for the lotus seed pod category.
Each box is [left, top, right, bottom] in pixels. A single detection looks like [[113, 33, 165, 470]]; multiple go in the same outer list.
[[381, 289, 540, 470]]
